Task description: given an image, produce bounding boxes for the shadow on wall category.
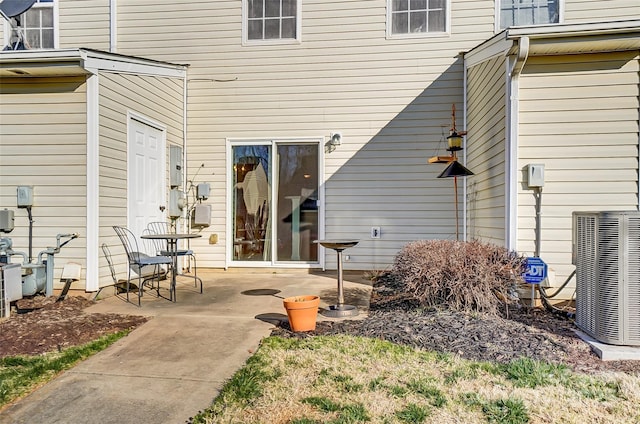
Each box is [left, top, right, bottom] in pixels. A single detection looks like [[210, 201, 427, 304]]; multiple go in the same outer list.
[[322, 59, 466, 268]]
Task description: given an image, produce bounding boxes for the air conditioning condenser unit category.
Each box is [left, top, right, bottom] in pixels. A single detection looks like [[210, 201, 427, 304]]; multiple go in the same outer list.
[[573, 211, 640, 346]]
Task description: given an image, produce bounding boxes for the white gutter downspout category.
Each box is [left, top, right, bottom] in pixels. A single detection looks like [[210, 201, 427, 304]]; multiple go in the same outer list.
[[182, 74, 188, 234], [109, 0, 117, 52], [505, 36, 530, 250], [85, 67, 100, 292], [462, 62, 468, 241]]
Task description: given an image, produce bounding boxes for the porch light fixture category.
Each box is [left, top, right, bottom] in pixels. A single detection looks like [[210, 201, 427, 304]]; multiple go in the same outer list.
[[329, 132, 342, 146]]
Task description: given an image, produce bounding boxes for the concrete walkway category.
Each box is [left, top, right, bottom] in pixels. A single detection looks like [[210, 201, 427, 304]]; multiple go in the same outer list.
[[1, 270, 372, 424]]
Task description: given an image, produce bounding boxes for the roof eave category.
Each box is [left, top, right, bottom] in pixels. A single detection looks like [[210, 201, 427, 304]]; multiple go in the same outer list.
[[0, 48, 188, 78], [465, 19, 640, 68]]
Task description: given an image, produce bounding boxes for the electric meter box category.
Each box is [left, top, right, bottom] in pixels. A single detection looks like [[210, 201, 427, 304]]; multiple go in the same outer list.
[[526, 164, 545, 188], [197, 183, 210, 200], [0, 209, 14, 233], [169, 188, 185, 218], [170, 146, 183, 188], [17, 186, 33, 207]]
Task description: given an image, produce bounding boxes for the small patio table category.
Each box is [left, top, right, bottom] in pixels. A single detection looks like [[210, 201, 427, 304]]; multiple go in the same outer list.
[[140, 233, 201, 302], [315, 240, 359, 317]]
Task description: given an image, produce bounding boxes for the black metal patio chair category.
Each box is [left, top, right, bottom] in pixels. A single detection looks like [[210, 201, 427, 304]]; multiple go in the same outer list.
[[112, 226, 172, 306]]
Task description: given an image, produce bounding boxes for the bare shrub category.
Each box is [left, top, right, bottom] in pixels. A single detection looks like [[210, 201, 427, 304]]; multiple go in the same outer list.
[[392, 239, 526, 315]]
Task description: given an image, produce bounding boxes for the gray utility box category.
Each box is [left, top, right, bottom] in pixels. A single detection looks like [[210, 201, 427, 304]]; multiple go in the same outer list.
[[0, 209, 14, 233], [1, 263, 22, 318]]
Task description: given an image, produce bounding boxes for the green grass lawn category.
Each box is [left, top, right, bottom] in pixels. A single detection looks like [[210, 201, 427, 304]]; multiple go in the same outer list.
[[0, 331, 130, 409], [192, 335, 640, 424]]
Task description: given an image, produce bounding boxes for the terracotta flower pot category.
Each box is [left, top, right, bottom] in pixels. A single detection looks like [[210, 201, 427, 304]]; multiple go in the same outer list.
[[283, 295, 320, 332]]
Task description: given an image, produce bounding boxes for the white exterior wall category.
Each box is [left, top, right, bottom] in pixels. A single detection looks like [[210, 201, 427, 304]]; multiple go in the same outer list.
[[3, 0, 638, 271], [564, 0, 640, 23], [58, 0, 111, 50], [518, 52, 640, 296], [98, 72, 185, 288], [108, 0, 498, 269], [110, 0, 640, 270], [465, 56, 508, 245], [0, 76, 88, 286]]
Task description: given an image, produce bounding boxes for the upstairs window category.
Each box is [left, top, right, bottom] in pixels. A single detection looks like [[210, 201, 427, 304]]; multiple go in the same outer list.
[[5, 0, 55, 50], [244, 0, 301, 44], [388, 0, 448, 38], [499, 0, 560, 29]]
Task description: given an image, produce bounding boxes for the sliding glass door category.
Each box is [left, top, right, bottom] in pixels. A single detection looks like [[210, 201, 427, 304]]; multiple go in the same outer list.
[[231, 140, 319, 265]]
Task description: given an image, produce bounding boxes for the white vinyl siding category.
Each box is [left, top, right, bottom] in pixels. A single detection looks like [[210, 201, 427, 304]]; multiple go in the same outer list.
[[111, 0, 500, 270], [58, 0, 110, 49], [465, 56, 508, 245], [0, 76, 88, 287], [41, 0, 640, 272], [517, 52, 639, 295], [564, 0, 640, 24], [98, 72, 184, 287]]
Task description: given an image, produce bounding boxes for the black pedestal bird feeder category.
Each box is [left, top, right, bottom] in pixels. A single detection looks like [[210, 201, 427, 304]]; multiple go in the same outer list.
[[428, 104, 474, 239]]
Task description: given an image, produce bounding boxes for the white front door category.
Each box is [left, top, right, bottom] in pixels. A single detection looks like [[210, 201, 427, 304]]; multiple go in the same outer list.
[[128, 117, 165, 247]]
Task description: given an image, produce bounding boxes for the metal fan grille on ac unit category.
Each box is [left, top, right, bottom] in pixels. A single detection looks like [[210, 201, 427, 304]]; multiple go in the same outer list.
[[574, 211, 640, 346]]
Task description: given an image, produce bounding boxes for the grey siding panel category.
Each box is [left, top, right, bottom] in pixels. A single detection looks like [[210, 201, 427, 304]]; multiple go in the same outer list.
[[565, 0, 640, 23], [466, 56, 508, 245], [106, 0, 503, 269], [59, 0, 111, 49], [43, 0, 640, 270], [98, 72, 184, 287], [0, 76, 88, 286], [517, 52, 640, 295]]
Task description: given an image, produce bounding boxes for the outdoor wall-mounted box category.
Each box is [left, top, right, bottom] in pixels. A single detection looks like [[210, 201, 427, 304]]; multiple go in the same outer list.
[[192, 204, 211, 228], [169, 188, 185, 218], [0, 209, 14, 233], [17, 186, 33, 207], [196, 183, 210, 200], [170, 145, 183, 188], [526, 164, 545, 188]]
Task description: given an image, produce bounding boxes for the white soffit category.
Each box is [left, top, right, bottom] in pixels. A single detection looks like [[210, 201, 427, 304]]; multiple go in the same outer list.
[[465, 19, 640, 68]]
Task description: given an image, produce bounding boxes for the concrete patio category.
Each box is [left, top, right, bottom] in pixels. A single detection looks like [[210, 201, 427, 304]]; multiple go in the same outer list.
[[0, 269, 372, 424]]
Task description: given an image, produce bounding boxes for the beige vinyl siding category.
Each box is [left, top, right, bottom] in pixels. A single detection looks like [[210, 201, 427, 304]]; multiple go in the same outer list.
[[98, 72, 184, 287], [0, 76, 88, 287], [110, 0, 499, 270], [564, 0, 640, 24], [58, 0, 111, 50], [466, 55, 508, 245], [518, 52, 640, 296]]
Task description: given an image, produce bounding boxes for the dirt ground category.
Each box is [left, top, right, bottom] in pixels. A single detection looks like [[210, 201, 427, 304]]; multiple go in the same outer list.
[[0, 296, 148, 358], [274, 278, 640, 376], [2, 288, 640, 377]]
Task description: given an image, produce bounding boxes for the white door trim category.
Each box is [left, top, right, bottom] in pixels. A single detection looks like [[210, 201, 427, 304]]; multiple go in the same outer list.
[[225, 137, 325, 269]]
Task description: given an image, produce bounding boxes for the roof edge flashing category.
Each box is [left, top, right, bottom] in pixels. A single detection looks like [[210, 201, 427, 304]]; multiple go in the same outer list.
[[1, 48, 188, 79], [505, 19, 640, 40]]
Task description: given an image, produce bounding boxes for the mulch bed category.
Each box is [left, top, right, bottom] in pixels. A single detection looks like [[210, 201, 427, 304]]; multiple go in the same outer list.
[[0, 296, 148, 359], [272, 274, 640, 376]]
